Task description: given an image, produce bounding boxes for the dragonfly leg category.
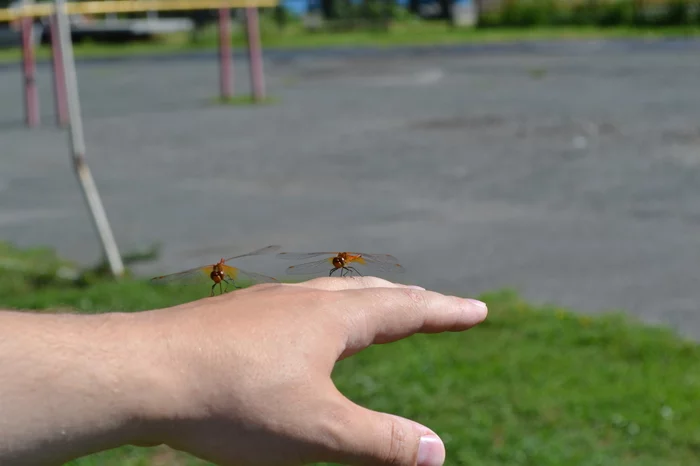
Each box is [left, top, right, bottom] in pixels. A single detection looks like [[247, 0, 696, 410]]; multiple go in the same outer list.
[[210, 282, 217, 296], [329, 267, 339, 277], [347, 266, 363, 277], [223, 277, 241, 293]]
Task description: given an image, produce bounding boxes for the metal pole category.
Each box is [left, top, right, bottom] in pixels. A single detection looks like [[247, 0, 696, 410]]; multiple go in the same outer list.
[[54, 0, 125, 278], [245, 7, 266, 101], [20, 1, 39, 128], [49, 14, 68, 127], [218, 8, 233, 100]]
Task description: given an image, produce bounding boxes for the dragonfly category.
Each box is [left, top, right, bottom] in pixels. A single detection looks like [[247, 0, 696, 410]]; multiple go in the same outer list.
[[276, 251, 405, 277], [151, 245, 280, 296]]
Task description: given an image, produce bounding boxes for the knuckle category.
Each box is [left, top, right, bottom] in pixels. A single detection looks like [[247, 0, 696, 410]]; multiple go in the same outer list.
[[307, 289, 346, 319], [399, 287, 430, 310], [312, 402, 414, 466], [312, 400, 357, 454], [358, 275, 392, 287], [383, 418, 411, 465]]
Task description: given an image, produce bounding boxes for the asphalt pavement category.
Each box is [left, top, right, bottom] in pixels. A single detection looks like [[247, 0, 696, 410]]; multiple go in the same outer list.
[[2, 39, 700, 337]]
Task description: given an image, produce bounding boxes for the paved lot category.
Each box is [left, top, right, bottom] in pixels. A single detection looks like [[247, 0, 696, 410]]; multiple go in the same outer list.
[[2, 40, 700, 337]]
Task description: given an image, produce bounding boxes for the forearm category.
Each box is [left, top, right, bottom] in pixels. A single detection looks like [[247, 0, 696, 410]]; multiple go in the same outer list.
[[0, 309, 175, 465]]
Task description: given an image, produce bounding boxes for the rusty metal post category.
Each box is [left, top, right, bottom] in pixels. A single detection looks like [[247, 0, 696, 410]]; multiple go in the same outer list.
[[218, 8, 233, 100], [20, 9, 39, 128], [245, 7, 266, 101], [55, 0, 125, 278], [49, 14, 68, 127]]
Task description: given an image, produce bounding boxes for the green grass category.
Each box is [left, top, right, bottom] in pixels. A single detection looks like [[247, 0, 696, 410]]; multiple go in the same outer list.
[[1, 19, 700, 65], [2, 241, 700, 465]]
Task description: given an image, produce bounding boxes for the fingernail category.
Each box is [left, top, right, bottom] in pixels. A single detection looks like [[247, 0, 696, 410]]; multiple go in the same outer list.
[[464, 299, 488, 322], [467, 298, 487, 310], [417, 434, 445, 466], [408, 285, 426, 290]]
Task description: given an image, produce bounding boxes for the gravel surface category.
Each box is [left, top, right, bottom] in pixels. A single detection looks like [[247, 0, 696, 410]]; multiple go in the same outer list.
[[2, 40, 700, 337]]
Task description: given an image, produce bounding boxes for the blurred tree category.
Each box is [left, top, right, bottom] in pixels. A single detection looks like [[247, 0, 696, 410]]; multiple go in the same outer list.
[[185, 9, 219, 44], [439, 0, 454, 21], [273, 4, 291, 29], [320, 0, 339, 18]]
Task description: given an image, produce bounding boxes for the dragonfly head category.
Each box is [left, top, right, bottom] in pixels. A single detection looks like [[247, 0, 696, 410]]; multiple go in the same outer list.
[[332, 256, 345, 268], [212, 258, 225, 271]]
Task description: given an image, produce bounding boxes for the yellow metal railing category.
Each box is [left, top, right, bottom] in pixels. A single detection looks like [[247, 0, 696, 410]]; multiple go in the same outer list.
[[0, 0, 278, 22]]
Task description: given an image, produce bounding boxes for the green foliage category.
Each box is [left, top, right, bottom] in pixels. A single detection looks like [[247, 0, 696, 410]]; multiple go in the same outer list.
[[659, 0, 693, 25], [0, 241, 79, 292], [495, 0, 562, 27], [316, 0, 398, 31], [2, 19, 700, 66], [2, 242, 700, 465], [272, 4, 292, 29], [480, 0, 700, 28]]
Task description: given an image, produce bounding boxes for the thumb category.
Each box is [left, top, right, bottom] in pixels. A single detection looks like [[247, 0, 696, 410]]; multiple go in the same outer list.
[[319, 398, 446, 466]]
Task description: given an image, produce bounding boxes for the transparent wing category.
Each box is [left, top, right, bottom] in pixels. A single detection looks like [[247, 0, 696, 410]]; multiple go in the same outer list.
[[284, 257, 335, 275], [151, 246, 280, 288], [277, 252, 338, 260], [224, 245, 281, 262], [280, 252, 405, 275], [352, 253, 406, 274], [150, 266, 212, 286], [223, 265, 279, 285]]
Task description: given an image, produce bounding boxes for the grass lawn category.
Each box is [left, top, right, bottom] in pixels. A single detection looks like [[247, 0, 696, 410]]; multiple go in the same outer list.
[[1, 19, 700, 64], [1, 241, 699, 465]]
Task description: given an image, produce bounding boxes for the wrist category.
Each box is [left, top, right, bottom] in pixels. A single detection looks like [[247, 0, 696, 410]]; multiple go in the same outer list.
[[97, 308, 195, 447], [0, 309, 187, 464], [114, 305, 221, 448]]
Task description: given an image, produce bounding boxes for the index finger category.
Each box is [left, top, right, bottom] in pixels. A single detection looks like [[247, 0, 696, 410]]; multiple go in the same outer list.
[[335, 287, 487, 359]]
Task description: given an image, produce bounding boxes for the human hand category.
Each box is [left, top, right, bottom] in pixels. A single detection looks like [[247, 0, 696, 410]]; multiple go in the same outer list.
[[133, 277, 488, 466]]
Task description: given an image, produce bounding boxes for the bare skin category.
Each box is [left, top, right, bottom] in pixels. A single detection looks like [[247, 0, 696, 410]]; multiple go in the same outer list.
[[0, 276, 488, 466]]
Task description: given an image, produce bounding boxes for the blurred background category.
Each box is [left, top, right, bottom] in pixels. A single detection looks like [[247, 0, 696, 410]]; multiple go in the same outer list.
[[1, 0, 700, 464]]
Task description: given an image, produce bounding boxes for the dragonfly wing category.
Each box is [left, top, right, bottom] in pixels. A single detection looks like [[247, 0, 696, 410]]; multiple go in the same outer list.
[[224, 245, 281, 262], [285, 257, 335, 275], [223, 266, 278, 285], [277, 252, 337, 260], [150, 266, 212, 285], [351, 254, 406, 273]]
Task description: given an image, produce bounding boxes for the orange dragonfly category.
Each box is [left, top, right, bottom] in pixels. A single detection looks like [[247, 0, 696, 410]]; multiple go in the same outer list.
[[276, 251, 405, 277], [151, 245, 280, 296]]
